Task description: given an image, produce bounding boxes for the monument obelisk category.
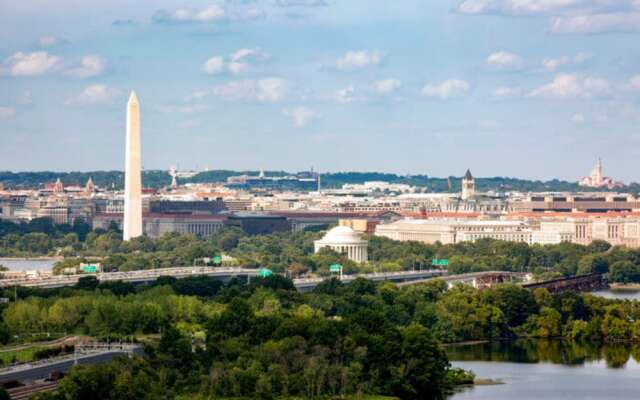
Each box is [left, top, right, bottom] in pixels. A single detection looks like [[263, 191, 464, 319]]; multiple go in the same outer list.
[[123, 91, 143, 240]]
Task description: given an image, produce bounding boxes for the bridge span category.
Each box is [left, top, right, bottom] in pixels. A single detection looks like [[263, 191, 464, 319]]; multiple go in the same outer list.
[[522, 273, 607, 293], [397, 271, 525, 289], [0, 267, 446, 292]]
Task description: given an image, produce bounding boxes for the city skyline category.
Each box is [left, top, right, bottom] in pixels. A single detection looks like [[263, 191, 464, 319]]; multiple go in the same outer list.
[[1, 1, 640, 181]]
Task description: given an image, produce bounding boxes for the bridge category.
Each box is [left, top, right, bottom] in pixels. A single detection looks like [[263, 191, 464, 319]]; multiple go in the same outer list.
[[397, 271, 525, 289], [0, 266, 446, 292], [522, 273, 607, 294]]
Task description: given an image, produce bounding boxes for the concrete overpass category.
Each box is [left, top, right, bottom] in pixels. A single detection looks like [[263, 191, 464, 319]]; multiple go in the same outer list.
[[0, 266, 446, 292], [0, 343, 143, 384]]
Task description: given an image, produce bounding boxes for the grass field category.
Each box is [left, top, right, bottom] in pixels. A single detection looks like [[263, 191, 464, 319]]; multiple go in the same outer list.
[[0, 346, 44, 365]]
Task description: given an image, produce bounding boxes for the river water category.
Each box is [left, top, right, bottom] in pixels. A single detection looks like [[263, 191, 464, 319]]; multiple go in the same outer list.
[[0, 258, 57, 272], [448, 340, 640, 400]]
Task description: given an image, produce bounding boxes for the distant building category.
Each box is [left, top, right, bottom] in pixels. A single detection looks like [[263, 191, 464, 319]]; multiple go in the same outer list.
[[93, 213, 225, 238], [375, 218, 566, 246], [579, 158, 624, 189], [314, 226, 368, 262], [339, 218, 380, 234], [461, 169, 475, 200], [510, 193, 640, 213], [224, 213, 292, 235], [226, 171, 318, 191]]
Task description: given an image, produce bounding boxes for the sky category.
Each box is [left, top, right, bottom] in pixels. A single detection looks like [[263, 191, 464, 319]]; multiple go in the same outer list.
[[1, 0, 640, 182]]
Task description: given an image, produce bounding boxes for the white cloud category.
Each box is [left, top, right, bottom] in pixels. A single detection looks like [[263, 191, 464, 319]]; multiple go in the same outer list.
[[542, 56, 570, 71], [572, 113, 585, 123], [529, 73, 610, 99], [551, 13, 640, 33], [542, 52, 592, 71], [211, 78, 288, 102], [155, 5, 226, 22], [421, 79, 470, 99], [457, 0, 584, 16], [373, 78, 401, 94], [68, 84, 121, 105], [153, 4, 264, 24], [493, 86, 521, 98], [1, 51, 61, 76], [203, 56, 226, 74], [0, 106, 16, 119], [627, 75, 640, 91], [335, 50, 382, 71], [335, 85, 356, 103], [275, 0, 328, 6], [283, 106, 318, 127], [486, 51, 523, 69], [202, 48, 268, 75], [66, 55, 106, 78], [458, 0, 640, 34], [39, 36, 61, 47]]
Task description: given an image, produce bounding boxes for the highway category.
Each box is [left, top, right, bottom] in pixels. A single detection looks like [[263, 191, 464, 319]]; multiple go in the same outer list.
[[0, 344, 143, 384], [0, 266, 447, 291]]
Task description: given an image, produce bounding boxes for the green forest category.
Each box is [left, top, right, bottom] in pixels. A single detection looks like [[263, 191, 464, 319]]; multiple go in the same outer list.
[[0, 274, 638, 399]]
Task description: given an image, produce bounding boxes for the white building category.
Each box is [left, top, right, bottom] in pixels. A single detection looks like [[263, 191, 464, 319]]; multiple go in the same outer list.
[[314, 226, 368, 263], [375, 218, 574, 246]]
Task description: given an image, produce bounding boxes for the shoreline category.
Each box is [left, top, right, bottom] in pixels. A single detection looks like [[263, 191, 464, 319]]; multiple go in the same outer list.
[[609, 283, 640, 292]]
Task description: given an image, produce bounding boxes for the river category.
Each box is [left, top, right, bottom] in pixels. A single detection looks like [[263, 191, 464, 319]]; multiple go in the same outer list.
[[448, 340, 640, 400], [592, 289, 640, 301], [0, 258, 58, 272]]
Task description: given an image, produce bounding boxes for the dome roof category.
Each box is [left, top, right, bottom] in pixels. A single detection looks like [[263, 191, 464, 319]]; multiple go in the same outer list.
[[319, 226, 365, 244]]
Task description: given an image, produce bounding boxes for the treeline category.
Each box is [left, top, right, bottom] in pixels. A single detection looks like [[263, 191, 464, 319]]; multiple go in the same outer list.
[[5, 275, 475, 400], [4, 275, 640, 399], [3, 169, 638, 192]]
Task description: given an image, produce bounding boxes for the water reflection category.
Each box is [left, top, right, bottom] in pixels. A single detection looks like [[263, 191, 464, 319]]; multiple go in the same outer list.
[[447, 339, 640, 369]]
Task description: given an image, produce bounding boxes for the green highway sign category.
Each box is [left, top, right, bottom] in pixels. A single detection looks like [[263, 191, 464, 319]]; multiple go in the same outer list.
[[329, 264, 342, 273], [431, 259, 449, 267], [212, 256, 222, 264], [80, 265, 97, 273], [257, 268, 273, 278]]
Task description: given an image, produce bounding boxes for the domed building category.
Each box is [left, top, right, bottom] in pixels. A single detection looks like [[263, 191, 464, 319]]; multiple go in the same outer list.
[[314, 226, 368, 263]]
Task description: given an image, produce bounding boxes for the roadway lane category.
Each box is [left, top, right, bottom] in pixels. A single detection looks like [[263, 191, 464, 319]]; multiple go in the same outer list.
[[0, 350, 143, 384]]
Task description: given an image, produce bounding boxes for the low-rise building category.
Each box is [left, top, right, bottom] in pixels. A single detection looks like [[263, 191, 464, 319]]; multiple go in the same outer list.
[[93, 213, 226, 238]]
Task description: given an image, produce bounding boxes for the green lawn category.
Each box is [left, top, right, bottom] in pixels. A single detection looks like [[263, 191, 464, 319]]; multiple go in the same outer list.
[[0, 346, 44, 365]]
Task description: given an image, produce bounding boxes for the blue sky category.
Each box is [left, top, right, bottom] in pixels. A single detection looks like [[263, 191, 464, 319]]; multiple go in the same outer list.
[[1, 0, 640, 182]]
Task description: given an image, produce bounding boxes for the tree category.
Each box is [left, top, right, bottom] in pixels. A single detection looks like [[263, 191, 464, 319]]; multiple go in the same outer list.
[[391, 323, 450, 399], [609, 261, 640, 283], [482, 285, 538, 328], [536, 307, 562, 338], [577, 254, 609, 275]]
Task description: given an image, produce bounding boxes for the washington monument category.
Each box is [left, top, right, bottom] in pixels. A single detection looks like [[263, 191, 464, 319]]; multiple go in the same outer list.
[[123, 91, 142, 240]]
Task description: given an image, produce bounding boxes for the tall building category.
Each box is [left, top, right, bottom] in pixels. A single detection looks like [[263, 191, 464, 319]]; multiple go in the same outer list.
[[123, 91, 143, 240], [579, 158, 623, 189], [461, 169, 475, 200]]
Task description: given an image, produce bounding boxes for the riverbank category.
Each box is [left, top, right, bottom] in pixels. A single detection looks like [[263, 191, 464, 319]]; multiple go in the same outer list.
[[609, 283, 640, 291]]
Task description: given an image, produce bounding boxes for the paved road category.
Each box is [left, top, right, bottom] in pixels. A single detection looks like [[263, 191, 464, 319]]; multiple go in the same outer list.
[[0, 267, 447, 291], [0, 348, 144, 383]]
